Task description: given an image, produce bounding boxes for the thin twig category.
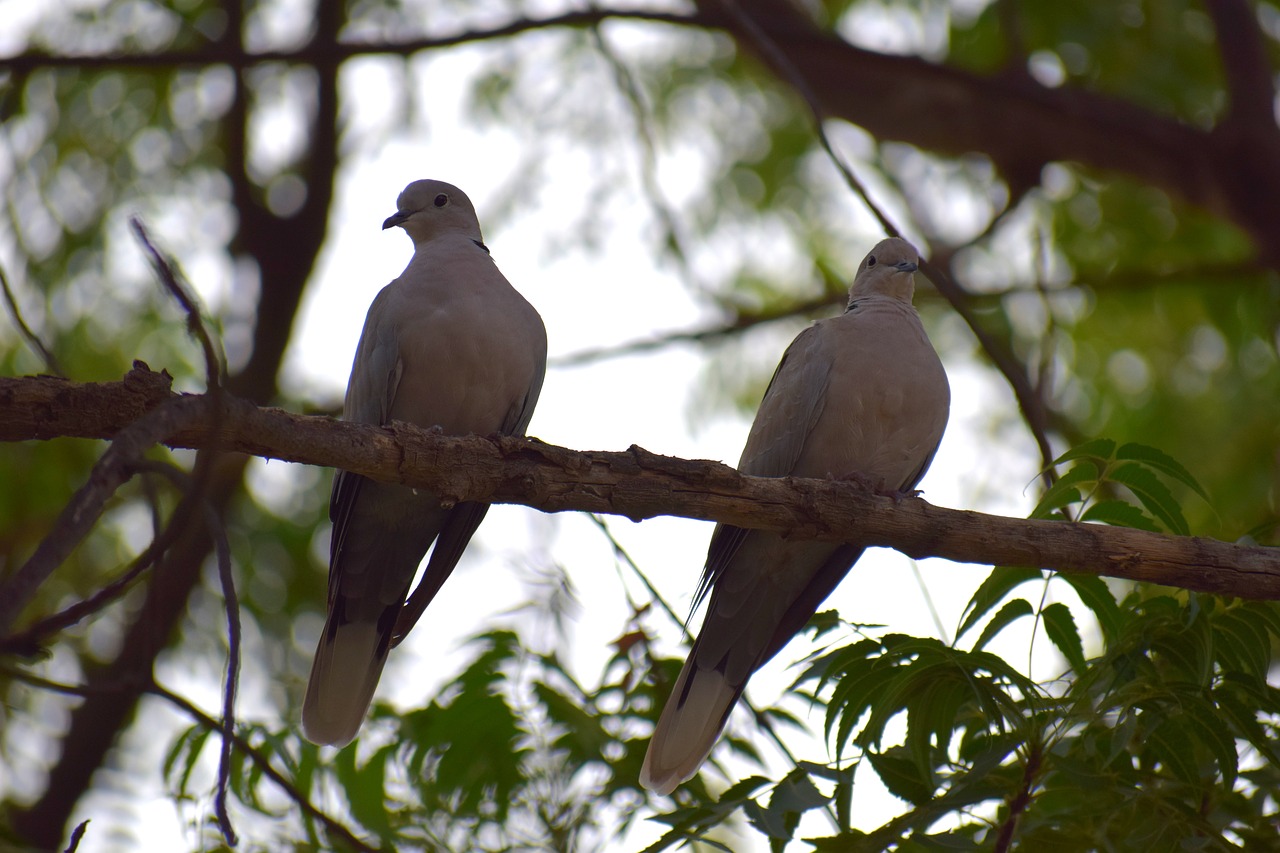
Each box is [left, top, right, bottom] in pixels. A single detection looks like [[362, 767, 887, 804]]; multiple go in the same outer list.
[[909, 560, 950, 645], [552, 293, 840, 366], [1204, 0, 1276, 127], [922, 256, 1056, 477], [129, 217, 224, 391], [588, 19, 708, 298], [0, 9, 704, 74], [63, 820, 89, 853], [711, 0, 898, 237], [994, 742, 1042, 852], [132, 460, 241, 848], [556, 256, 1271, 368], [0, 262, 64, 376], [129, 215, 229, 522], [996, 0, 1027, 67], [589, 514, 688, 636]]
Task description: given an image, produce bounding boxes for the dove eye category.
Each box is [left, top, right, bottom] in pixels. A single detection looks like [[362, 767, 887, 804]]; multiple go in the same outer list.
[[866, 255, 877, 268], [433, 193, 449, 207]]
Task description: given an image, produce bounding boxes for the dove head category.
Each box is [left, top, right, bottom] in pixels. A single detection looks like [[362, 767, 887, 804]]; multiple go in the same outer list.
[[848, 237, 920, 304], [383, 179, 484, 247]]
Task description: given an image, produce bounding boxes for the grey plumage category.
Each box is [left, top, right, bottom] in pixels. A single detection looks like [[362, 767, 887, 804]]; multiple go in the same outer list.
[[302, 180, 547, 748], [640, 237, 950, 795]]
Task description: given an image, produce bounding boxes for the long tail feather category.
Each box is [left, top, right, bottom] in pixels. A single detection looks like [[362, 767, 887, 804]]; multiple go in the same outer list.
[[640, 656, 743, 795], [302, 614, 389, 747]]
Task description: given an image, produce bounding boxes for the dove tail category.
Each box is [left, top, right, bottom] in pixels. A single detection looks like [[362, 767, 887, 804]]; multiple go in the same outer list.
[[640, 654, 744, 795], [302, 608, 391, 748]]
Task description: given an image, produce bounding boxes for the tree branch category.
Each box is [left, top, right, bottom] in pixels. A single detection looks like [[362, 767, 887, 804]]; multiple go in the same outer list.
[[2, 365, 1278, 609], [0, 9, 699, 72], [1204, 0, 1276, 128], [12, 5, 1280, 264], [702, 0, 1280, 266]]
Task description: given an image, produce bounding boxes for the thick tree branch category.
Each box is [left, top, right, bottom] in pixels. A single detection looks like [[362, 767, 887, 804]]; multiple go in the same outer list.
[[704, 0, 1280, 267], [3, 366, 1278, 608], [1205, 0, 1276, 128]]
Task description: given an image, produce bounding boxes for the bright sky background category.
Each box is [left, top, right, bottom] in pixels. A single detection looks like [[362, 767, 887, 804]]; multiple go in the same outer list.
[[1, 4, 1096, 851]]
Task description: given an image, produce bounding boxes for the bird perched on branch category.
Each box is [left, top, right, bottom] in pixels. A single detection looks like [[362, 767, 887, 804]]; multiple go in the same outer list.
[[302, 179, 547, 747], [641, 236, 950, 795]]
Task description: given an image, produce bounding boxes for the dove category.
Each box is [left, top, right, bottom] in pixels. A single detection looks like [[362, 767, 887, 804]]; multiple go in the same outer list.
[[302, 179, 547, 748], [640, 237, 949, 795]]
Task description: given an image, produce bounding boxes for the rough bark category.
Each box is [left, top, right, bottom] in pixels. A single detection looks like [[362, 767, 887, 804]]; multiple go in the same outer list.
[[3, 366, 1277, 607]]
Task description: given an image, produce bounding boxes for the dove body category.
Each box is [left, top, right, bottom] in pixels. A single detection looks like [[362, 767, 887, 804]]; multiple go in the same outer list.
[[641, 237, 949, 794], [302, 180, 547, 748]]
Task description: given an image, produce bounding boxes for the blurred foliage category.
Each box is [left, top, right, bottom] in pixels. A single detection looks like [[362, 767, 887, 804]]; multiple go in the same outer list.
[[2, 0, 1280, 850]]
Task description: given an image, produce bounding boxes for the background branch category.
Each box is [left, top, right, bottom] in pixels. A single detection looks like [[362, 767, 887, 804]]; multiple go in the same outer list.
[[1, 666, 376, 852], [0, 263, 64, 377]]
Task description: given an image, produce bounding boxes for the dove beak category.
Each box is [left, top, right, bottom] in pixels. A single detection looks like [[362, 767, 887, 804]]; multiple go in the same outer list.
[[894, 261, 918, 273], [382, 211, 410, 230]]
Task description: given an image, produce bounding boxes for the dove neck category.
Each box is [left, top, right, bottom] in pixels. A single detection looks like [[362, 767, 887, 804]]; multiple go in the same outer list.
[[846, 279, 915, 310], [408, 230, 490, 255]]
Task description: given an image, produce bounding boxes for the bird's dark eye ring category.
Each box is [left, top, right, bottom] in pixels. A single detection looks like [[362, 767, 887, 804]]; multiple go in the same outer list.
[[433, 193, 448, 207], [866, 255, 877, 267]]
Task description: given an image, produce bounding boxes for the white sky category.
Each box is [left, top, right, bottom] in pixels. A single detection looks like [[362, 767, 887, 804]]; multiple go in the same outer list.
[[1, 6, 1098, 852]]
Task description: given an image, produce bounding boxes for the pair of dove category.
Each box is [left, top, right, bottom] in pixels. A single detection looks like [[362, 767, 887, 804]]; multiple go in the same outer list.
[[302, 179, 950, 797]]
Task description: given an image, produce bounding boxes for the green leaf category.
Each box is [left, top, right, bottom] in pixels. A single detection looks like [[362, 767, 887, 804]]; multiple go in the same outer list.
[[397, 631, 531, 822], [866, 748, 935, 805], [1180, 693, 1238, 787], [1146, 716, 1200, 784], [848, 660, 941, 752], [1213, 686, 1280, 766], [956, 566, 1043, 642], [162, 725, 212, 799], [1041, 601, 1086, 671], [804, 609, 846, 641], [765, 769, 831, 826], [1116, 442, 1211, 505], [827, 762, 857, 832], [350, 744, 394, 839], [533, 681, 608, 765], [1213, 608, 1270, 680], [1242, 601, 1280, 642], [823, 654, 889, 754], [1109, 462, 1190, 535], [911, 676, 971, 761], [1052, 438, 1117, 467], [1152, 611, 1213, 685], [971, 598, 1034, 652], [1059, 573, 1123, 643], [1031, 461, 1099, 519], [1080, 499, 1160, 531]]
